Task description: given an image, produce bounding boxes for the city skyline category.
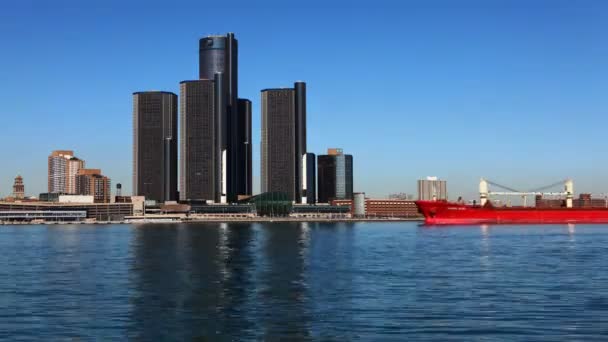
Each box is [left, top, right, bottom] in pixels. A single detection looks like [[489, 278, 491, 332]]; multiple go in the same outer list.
[[1, 1, 607, 200]]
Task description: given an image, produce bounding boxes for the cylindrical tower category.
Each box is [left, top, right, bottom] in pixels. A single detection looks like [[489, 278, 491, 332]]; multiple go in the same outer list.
[[237, 98, 252, 197], [565, 179, 574, 208], [353, 192, 366, 218], [294, 81, 306, 202], [479, 178, 489, 206], [199, 33, 239, 203], [214, 72, 227, 203], [199, 36, 226, 80]]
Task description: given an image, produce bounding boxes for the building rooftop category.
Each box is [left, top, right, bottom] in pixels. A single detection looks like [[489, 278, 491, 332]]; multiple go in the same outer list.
[[261, 87, 295, 92], [132, 91, 177, 96]]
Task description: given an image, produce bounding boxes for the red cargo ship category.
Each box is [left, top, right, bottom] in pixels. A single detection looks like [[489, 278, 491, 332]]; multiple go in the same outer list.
[[415, 200, 608, 225]]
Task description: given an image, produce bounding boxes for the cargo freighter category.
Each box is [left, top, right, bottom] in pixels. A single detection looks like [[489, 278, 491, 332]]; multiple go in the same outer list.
[[415, 178, 608, 225]]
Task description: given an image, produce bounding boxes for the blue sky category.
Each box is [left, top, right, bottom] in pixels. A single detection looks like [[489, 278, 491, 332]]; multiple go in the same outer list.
[[1, 0, 607, 200]]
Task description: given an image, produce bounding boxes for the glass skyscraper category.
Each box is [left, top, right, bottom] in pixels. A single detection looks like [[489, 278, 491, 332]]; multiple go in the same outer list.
[[317, 148, 354, 203], [132, 91, 178, 203], [177, 33, 251, 203], [260, 82, 308, 203]]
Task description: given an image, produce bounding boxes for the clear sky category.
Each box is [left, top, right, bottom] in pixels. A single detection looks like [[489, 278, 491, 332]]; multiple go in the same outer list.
[[1, 0, 607, 200]]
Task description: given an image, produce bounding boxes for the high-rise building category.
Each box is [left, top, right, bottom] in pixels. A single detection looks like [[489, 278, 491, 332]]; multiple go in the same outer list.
[[237, 98, 252, 198], [417, 176, 447, 201], [260, 82, 307, 202], [317, 148, 354, 203], [48, 150, 85, 194], [186, 33, 250, 203], [76, 169, 111, 203], [13, 175, 25, 199], [179, 79, 220, 202], [133, 91, 178, 203]]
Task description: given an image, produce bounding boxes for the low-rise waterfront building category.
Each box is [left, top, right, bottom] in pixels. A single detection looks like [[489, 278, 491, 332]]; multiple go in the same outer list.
[[0, 201, 133, 222], [332, 198, 422, 218]]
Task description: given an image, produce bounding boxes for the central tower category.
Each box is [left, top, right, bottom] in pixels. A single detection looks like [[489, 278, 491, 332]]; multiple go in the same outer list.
[[179, 33, 250, 203]]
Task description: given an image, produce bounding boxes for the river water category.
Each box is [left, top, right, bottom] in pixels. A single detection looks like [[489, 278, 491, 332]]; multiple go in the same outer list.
[[1, 222, 607, 340]]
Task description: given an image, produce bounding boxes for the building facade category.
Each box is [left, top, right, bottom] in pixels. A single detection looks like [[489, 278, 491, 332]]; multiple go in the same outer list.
[[48, 150, 85, 194], [417, 177, 447, 201], [260, 82, 307, 203], [237, 98, 252, 198], [12, 175, 25, 200], [332, 198, 422, 218], [303, 152, 316, 204], [317, 148, 354, 203], [179, 79, 220, 202], [75, 169, 111, 203], [133, 91, 178, 203], [196, 33, 251, 203]]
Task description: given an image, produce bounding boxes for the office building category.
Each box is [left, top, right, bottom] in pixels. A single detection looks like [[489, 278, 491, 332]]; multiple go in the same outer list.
[[260, 82, 307, 202], [317, 148, 354, 203], [332, 198, 422, 218], [417, 176, 447, 201], [179, 79, 220, 202], [178, 33, 251, 203], [0, 201, 133, 221], [237, 98, 252, 198], [12, 175, 25, 200], [133, 91, 178, 203], [48, 150, 85, 194], [76, 169, 111, 203]]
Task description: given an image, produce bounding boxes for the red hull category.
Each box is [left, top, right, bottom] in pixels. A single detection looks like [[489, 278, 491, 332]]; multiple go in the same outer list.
[[415, 200, 608, 225]]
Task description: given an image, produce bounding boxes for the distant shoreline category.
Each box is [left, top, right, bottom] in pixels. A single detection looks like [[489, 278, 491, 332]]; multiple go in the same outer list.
[[1, 217, 423, 225]]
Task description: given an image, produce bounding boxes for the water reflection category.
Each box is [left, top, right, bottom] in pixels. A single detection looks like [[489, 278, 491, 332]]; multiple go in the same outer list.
[[128, 223, 258, 340], [128, 222, 313, 340], [255, 223, 312, 340]]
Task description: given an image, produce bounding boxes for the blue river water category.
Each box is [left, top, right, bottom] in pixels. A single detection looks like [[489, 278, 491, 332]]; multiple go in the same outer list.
[[1, 222, 608, 340]]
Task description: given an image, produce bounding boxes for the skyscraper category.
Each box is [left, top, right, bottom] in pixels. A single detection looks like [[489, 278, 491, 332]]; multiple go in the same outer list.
[[189, 33, 250, 202], [317, 148, 354, 203], [417, 177, 447, 201], [133, 91, 178, 203], [237, 98, 252, 198], [76, 169, 111, 203], [179, 79, 220, 202], [48, 150, 85, 194], [260, 82, 307, 202]]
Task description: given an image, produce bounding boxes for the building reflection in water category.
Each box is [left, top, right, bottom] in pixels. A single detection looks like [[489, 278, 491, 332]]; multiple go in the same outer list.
[[254, 222, 312, 340], [128, 222, 314, 340], [128, 223, 258, 340]]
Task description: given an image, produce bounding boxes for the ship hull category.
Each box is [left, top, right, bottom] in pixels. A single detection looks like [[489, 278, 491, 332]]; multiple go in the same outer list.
[[415, 200, 608, 225]]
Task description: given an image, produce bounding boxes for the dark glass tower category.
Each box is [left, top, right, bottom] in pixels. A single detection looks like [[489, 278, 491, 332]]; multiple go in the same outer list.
[[317, 149, 354, 203], [260, 82, 307, 202], [133, 91, 178, 202], [237, 98, 252, 197], [198, 33, 248, 202], [179, 80, 218, 202]]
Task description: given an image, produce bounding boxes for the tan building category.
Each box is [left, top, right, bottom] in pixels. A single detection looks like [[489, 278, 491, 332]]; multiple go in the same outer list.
[[48, 150, 85, 194], [417, 176, 447, 201], [75, 169, 111, 203], [332, 198, 422, 218], [12, 175, 25, 199]]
